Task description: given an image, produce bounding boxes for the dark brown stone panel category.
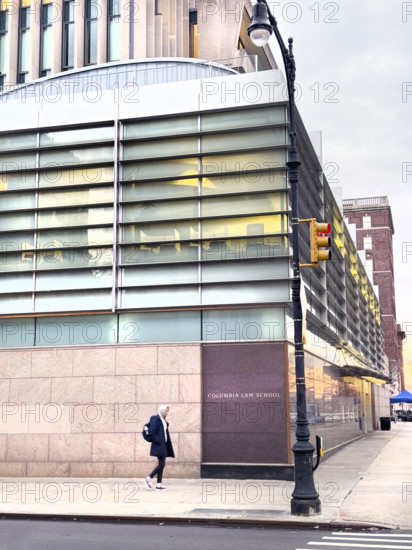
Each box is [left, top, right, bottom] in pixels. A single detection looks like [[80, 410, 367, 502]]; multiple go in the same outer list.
[[202, 342, 288, 464]]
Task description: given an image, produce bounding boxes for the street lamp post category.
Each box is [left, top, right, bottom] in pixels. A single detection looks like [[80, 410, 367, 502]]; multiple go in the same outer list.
[[248, 0, 321, 516]]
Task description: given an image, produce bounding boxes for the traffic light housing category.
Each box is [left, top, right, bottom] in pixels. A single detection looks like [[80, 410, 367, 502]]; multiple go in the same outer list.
[[310, 219, 332, 264], [299, 218, 332, 267]]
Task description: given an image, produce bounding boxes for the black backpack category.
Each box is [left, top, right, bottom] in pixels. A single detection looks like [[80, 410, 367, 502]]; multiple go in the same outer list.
[[142, 415, 157, 442]]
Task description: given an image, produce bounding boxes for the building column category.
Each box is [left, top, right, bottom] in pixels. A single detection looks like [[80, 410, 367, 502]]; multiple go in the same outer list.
[[145, 0, 155, 58], [158, 0, 170, 56], [96, 0, 107, 64], [169, 0, 176, 56], [182, 0, 189, 57], [28, 1, 40, 80], [6, 0, 19, 85], [361, 379, 373, 433], [51, 0, 63, 74], [73, 0, 85, 68], [132, 0, 147, 59]]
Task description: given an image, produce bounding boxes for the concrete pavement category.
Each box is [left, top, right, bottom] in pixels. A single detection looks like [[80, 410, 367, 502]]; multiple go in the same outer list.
[[0, 422, 411, 529]]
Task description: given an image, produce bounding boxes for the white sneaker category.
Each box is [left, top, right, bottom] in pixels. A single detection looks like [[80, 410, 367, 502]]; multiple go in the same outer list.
[[144, 477, 153, 489], [156, 485, 167, 490]]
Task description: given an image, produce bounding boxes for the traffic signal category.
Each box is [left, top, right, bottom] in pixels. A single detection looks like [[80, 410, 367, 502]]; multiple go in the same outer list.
[[309, 219, 332, 265]]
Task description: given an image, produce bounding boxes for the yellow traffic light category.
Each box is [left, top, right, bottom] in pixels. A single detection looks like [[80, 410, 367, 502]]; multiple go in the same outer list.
[[299, 218, 332, 267], [310, 220, 332, 264]]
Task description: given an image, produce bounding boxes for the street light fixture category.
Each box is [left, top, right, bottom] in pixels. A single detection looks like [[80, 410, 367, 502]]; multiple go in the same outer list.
[[248, 0, 321, 516]]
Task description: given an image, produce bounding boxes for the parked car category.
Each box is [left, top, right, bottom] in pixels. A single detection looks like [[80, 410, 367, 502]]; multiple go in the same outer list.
[[396, 410, 412, 421]]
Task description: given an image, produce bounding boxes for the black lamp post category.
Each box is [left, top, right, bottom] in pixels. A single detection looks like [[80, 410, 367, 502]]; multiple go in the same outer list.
[[248, 0, 321, 516]]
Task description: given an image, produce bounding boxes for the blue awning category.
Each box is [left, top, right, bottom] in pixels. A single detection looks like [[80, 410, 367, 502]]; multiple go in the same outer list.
[[390, 389, 412, 403]]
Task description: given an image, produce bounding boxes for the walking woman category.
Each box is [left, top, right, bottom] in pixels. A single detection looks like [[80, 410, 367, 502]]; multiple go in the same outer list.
[[144, 404, 175, 490]]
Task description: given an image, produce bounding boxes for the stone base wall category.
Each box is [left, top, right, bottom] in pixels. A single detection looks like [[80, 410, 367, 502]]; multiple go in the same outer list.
[[0, 344, 202, 478]]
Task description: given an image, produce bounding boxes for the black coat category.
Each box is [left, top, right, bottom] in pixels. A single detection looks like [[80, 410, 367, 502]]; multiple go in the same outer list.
[[149, 415, 175, 458]]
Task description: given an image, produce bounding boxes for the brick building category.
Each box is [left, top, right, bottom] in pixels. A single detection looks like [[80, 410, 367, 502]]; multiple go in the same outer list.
[[343, 196, 405, 391]]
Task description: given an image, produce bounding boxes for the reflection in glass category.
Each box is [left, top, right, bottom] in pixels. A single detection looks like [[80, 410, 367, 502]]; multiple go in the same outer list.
[[201, 106, 286, 131], [202, 281, 290, 305], [0, 212, 34, 230], [0, 151, 36, 170], [122, 200, 197, 222], [63, 0, 75, 69], [202, 150, 286, 175], [0, 192, 35, 210], [122, 221, 198, 243], [119, 310, 200, 343], [39, 166, 114, 188], [123, 137, 198, 160], [40, 126, 114, 147], [36, 247, 113, 270], [85, 0, 98, 64], [37, 207, 113, 228], [122, 179, 198, 200], [37, 227, 113, 248], [123, 158, 198, 180], [0, 272, 33, 292], [36, 268, 112, 290], [124, 116, 198, 139], [201, 237, 289, 261], [40, 146, 113, 167], [0, 293, 33, 314], [35, 289, 111, 311], [36, 313, 117, 345], [0, 318, 35, 347], [19, 29, 30, 72], [108, 0, 121, 61], [0, 232, 34, 252], [201, 171, 286, 195], [202, 307, 285, 341], [0, 172, 36, 192], [0, 251, 34, 271], [202, 214, 287, 240], [121, 243, 198, 264], [201, 128, 286, 153], [202, 193, 287, 217], [121, 286, 198, 308], [122, 263, 198, 286], [0, 133, 36, 151], [202, 258, 289, 282], [38, 187, 113, 207]]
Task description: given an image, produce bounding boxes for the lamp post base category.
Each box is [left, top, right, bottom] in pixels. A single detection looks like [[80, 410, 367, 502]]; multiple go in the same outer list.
[[291, 439, 321, 516], [291, 497, 321, 516]]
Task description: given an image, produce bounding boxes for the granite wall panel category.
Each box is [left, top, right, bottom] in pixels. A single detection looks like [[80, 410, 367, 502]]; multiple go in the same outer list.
[[0, 344, 202, 478]]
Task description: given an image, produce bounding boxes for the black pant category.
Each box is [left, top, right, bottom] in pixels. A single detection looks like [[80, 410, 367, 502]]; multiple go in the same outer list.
[[150, 457, 166, 484]]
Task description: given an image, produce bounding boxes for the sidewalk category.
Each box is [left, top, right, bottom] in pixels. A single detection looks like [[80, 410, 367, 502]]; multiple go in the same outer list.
[[0, 422, 411, 529]]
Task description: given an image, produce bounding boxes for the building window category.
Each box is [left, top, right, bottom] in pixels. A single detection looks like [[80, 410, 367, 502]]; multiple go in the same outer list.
[[0, 9, 7, 89], [363, 215, 371, 228], [85, 0, 97, 65], [108, 0, 120, 61], [189, 9, 197, 58], [363, 236, 372, 250], [62, 0, 74, 70], [365, 258, 374, 280], [18, 6, 30, 83], [40, 2, 53, 77]]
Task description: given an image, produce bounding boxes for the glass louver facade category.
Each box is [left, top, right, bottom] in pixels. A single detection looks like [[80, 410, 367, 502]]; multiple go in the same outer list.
[[0, 103, 292, 346]]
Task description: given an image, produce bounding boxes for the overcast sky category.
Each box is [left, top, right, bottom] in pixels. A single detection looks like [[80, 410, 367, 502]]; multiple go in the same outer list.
[[261, 0, 412, 382]]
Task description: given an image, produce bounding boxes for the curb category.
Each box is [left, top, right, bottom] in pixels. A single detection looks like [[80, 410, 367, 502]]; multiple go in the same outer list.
[[0, 513, 398, 531]]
